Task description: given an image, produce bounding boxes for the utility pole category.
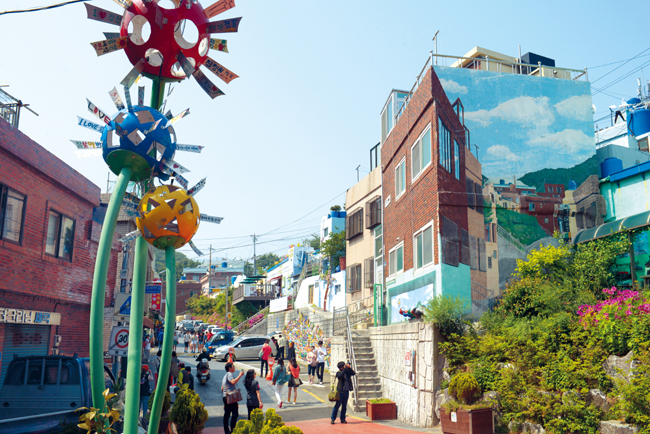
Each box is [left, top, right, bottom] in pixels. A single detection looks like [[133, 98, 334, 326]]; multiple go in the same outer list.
[[356, 165, 361, 182], [251, 234, 258, 273], [208, 245, 212, 296], [432, 30, 439, 65]]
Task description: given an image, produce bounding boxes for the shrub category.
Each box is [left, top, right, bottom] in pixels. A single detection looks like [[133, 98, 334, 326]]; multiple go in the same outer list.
[[148, 390, 171, 416], [449, 373, 481, 405], [368, 398, 392, 404], [612, 343, 650, 431], [169, 386, 208, 434], [423, 295, 468, 337], [234, 408, 303, 434]]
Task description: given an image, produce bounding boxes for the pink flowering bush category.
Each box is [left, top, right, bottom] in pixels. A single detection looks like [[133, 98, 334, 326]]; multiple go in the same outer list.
[[578, 287, 650, 355]]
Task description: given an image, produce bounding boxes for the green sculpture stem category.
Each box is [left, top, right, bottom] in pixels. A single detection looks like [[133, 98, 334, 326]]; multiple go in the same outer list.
[[123, 236, 149, 434], [148, 246, 176, 434], [89, 166, 132, 409]]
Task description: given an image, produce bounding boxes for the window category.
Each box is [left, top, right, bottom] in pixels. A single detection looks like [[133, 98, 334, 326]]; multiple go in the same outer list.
[[345, 208, 363, 240], [395, 159, 406, 198], [0, 186, 26, 244], [556, 186, 562, 193], [466, 179, 475, 209], [389, 243, 404, 276], [460, 229, 470, 266], [529, 203, 535, 211], [441, 216, 459, 267], [438, 117, 453, 174], [488, 256, 492, 269], [454, 140, 461, 180], [548, 186, 553, 193], [544, 218, 549, 223], [347, 263, 362, 292], [374, 225, 383, 283], [45, 211, 75, 261], [323, 227, 329, 238], [364, 257, 374, 288], [414, 224, 433, 270], [411, 126, 432, 180], [365, 196, 382, 229], [334, 284, 341, 295], [478, 238, 487, 272], [374, 225, 383, 259], [469, 235, 478, 270]]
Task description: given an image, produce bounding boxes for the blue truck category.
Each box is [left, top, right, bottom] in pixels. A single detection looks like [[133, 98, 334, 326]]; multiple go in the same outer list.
[[0, 355, 116, 434], [205, 330, 236, 355]]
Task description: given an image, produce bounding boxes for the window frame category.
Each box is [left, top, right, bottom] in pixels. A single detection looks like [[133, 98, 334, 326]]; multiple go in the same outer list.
[[454, 139, 461, 180], [45, 210, 76, 262], [388, 242, 404, 277], [365, 196, 382, 229], [413, 221, 434, 271], [0, 185, 27, 246], [438, 117, 453, 175], [395, 158, 406, 200], [345, 208, 364, 240], [346, 263, 362, 293], [411, 125, 432, 182]]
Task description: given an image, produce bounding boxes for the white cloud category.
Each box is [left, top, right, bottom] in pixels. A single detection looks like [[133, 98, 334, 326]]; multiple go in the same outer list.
[[554, 95, 593, 121], [486, 145, 523, 161], [528, 129, 594, 153], [465, 96, 554, 130], [439, 78, 468, 95]]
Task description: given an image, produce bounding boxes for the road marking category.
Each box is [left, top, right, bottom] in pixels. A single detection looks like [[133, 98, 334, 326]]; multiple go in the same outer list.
[[301, 388, 326, 403], [350, 415, 369, 422]]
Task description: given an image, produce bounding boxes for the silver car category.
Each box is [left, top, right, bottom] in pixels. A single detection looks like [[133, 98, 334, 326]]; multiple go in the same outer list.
[[213, 336, 271, 362]]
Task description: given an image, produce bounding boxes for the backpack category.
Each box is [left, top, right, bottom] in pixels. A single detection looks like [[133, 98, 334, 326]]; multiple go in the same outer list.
[[140, 373, 151, 396], [143, 339, 148, 349]]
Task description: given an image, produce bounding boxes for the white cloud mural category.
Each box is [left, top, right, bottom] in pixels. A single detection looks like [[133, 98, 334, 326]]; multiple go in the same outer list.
[[439, 78, 468, 95], [554, 95, 593, 121], [486, 145, 523, 161]]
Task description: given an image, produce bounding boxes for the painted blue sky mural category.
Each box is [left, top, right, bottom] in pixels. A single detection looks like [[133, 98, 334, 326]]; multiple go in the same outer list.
[[435, 66, 595, 182]]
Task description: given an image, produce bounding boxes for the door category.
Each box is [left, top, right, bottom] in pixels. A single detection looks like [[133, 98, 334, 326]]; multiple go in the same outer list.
[[308, 285, 314, 305], [1, 324, 50, 384]]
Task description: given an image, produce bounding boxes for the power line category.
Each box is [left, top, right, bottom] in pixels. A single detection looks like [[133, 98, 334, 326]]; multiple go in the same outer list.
[[589, 53, 650, 69], [0, 0, 86, 15], [591, 46, 650, 84]]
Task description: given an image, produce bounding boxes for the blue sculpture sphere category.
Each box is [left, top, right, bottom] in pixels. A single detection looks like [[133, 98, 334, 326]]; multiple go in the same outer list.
[[101, 106, 177, 182]]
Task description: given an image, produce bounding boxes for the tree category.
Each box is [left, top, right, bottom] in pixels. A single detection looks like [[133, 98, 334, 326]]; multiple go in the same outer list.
[[320, 230, 346, 270], [245, 252, 280, 275], [330, 205, 341, 212], [302, 233, 320, 251]]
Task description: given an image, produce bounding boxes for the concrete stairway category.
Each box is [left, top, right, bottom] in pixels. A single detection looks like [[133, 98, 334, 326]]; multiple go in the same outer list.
[[348, 334, 382, 403]]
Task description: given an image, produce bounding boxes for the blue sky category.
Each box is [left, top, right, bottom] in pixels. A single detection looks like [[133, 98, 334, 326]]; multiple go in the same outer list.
[[1, 0, 648, 262]]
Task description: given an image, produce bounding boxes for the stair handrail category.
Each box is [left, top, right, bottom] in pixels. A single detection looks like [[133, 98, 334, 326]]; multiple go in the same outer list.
[[233, 306, 270, 335], [345, 313, 360, 412]]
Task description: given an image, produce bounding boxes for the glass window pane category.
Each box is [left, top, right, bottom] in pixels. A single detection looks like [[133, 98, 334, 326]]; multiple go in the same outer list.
[[422, 129, 431, 168], [58, 217, 75, 261], [401, 163, 406, 194], [375, 234, 382, 258], [397, 246, 403, 272], [4, 360, 26, 385], [45, 212, 59, 255], [412, 142, 420, 178], [389, 250, 395, 275], [2, 190, 25, 242], [454, 140, 460, 180], [416, 234, 423, 269], [423, 227, 433, 265]]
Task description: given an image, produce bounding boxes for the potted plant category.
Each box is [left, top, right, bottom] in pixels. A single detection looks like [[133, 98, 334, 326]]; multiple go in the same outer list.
[[169, 385, 208, 434], [148, 391, 172, 433], [440, 373, 493, 434], [366, 398, 397, 420]]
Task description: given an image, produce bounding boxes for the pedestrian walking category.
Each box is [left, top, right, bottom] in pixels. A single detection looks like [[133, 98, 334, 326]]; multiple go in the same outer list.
[[244, 369, 263, 419], [222, 362, 244, 434], [306, 346, 317, 384], [331, 361, 356, 424], [315, 340, 327, 384], [271, 337, 279, 357], [287, 341, 296, 362], [157, 329, 164, 348], [277, 334, 287, 360], [140, 365, 153, 417], [260, 339, 273, 378], [191, 333, 199, 353], [183, 366, 194, 391], [287, 358, 301, 404], [198, 332, 205, 352], [170, 351, 180, 386], [143, 334, 152, 362], [184, 331, 190, 353], [173, 331, 179, 352], [271, 358, 290, 408], [152, 350, 161, 386]]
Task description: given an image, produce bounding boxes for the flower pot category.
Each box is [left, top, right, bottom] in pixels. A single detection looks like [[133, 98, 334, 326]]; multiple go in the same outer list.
[[158, 420, 170, 434], [166, 421, 178, 434], [366, 400, 397, 420], [440, 407, 493, 434]]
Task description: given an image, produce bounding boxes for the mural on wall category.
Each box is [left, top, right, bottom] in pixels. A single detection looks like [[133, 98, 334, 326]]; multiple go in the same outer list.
[[282, 311, 331, 367], [435, 66, 602, 291], [390, 283, 433, 324]]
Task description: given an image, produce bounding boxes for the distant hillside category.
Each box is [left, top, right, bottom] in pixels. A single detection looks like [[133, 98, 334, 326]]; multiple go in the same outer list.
[[518, 154, 598, 192]]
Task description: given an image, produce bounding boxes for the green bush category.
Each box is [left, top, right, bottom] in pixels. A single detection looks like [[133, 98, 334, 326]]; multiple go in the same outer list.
[[449, 373, 481, 405], [148, 391, 171, 416], [233, 409, 303, 434], [169, 386, 208, 434], [612, 344, 650, 432], [423, 295, 468, 337]]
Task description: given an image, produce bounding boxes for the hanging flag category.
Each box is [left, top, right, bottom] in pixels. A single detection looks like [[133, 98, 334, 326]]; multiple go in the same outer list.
[[122, 198, 138, 210], [77, 116, 104, 133], [75, 149, 103, 158], [188, 240, 204, 256], [125, 192, 140, 204], [200, 214, 223, 224], [121, 59, 145, 89], [123, 86, 133, 110], [175, 144, 204, 153], [108, 87, 125, 111], [86, 99, 112, 124], [175, 173, 189, 189], [203, 57, 238, 84], [71, 140, 103, 149], [209, 38, 229, 53], [138, 86, 145, 106], [206, 17, 242, 34], [177, 52, 196, 77], [90, 37, 127, 57], [143, 118, 162, 135], [192, 69, 224, 99], [113, 0, 132, 9], [162, 158, 190, 174], [103, 32, 122, 40], [119, 229, 141, 243], [188, 177, 206, 195], [204, 0, 235, 18], [168, 108, 190, 125], [85, 3, 122, 26]]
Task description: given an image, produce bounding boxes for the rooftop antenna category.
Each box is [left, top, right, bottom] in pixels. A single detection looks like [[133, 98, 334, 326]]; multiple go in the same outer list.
[[356, 165, 361, 182], [432, 31, 439, 65]]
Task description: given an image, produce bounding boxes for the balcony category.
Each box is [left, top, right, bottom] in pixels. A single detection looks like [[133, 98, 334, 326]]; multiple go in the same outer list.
[[233, 284, 280, 305]]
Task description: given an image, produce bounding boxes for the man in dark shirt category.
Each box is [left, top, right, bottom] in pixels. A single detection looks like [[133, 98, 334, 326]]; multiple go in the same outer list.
[[331, 361, 355, 424], [182, 366, 194, 391]]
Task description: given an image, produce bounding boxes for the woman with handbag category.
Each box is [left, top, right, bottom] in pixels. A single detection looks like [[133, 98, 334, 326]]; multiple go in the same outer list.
[[221, 362, 245, 434], [331, 361, 356, 425], [287, 358, 302, 404], [271, 358, 289, 408], [244, 369, 263, 419]]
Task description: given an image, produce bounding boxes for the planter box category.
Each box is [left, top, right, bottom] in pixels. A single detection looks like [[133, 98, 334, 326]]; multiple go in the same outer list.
[[440, 407, 493, 434], [366, 400, 397, 421], [158, 420, 170, 434]]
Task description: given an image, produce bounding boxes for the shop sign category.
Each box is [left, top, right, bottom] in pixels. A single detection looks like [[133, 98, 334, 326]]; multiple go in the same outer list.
[[0, 308, 61, 325]]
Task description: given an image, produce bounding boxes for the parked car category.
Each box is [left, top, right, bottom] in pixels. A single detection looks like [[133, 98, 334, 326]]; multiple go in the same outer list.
[[196, 323, 210, 333], [0, 355, 116, 434], [205, 330, 236, 355], [213, 335, 275, 362], [207, 326, 223, 335]]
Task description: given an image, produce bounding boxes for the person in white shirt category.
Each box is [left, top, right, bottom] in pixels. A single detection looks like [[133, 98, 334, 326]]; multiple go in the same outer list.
[[184, 332, 190, 353], [315, 340, 327, 384], [143, 335, 152, 361]]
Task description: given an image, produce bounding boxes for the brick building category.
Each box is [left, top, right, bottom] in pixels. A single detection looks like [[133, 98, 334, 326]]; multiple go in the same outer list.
[[0, 117, 117, 382], [381, 65, 482, 324]]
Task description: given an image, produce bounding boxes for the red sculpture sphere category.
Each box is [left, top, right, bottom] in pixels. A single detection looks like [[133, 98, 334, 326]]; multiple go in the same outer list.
[[120, 0, 209, 80]]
